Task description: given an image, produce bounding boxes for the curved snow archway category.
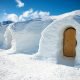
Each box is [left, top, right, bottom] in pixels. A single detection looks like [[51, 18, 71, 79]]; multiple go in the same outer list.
[[36, 16, 80, 66]]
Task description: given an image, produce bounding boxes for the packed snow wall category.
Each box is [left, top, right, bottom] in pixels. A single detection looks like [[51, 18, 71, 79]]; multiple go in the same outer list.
[[36, 13, 80, 66], [4, 23, 16, 51], [0, 24, 9, 49], [5, 19, 53, 54]]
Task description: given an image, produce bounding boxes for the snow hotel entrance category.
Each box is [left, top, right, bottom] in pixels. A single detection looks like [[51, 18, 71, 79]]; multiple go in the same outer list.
[[63, 27, 76, 57]]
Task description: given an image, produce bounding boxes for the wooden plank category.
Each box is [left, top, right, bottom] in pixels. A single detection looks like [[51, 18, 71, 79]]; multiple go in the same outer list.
[[63, 27, 76, 57]]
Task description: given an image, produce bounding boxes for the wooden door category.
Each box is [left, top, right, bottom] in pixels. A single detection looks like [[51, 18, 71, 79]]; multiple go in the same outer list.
[[63, 27, 76, 57]]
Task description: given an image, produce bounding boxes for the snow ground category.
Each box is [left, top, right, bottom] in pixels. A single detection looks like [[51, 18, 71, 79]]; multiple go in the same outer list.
[[0, 52, 80, 80]]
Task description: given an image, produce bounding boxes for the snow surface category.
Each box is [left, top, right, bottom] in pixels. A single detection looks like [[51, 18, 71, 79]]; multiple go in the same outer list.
[[0, 53, 80, 80]]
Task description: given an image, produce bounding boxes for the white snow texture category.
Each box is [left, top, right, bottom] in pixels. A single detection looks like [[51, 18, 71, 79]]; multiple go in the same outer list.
[[36, 10, 80, 66], [0, 10, 80, 80]]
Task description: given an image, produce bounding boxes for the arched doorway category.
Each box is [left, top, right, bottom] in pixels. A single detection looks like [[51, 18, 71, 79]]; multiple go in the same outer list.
[[63, 27, 76, 57]]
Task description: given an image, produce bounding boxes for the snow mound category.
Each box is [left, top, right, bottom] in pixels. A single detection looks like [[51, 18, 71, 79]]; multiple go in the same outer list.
[[4, 19, 53, 54], [0, 10, 79, 55], [34, 10, 80, 66]]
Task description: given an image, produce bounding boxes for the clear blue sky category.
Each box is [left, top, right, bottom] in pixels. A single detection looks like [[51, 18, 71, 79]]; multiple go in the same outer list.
[[0, 0, 80, 16]]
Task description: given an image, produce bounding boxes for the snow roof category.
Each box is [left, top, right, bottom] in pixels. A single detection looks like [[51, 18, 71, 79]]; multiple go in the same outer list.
[[51, 10, 80, 21]]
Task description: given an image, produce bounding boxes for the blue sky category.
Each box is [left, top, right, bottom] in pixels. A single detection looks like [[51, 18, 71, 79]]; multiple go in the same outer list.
[[0, 0, 80, 21], [0, 0, 80, 15]]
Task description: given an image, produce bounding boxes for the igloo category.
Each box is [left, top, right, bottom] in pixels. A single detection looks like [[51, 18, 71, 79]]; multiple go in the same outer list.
[[5, 19, 52, 54], [37, 10, 80, 66]]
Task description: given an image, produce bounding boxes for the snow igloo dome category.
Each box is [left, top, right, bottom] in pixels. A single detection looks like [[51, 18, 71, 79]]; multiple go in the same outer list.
[[36, 10, 80, 66], [4, 19, 53, 54]]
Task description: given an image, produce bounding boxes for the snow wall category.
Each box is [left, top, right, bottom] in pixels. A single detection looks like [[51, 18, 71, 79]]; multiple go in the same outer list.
[[36, 14, 80, 66], [0, 24, 9, 49], [5, 19, 53, 54]]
